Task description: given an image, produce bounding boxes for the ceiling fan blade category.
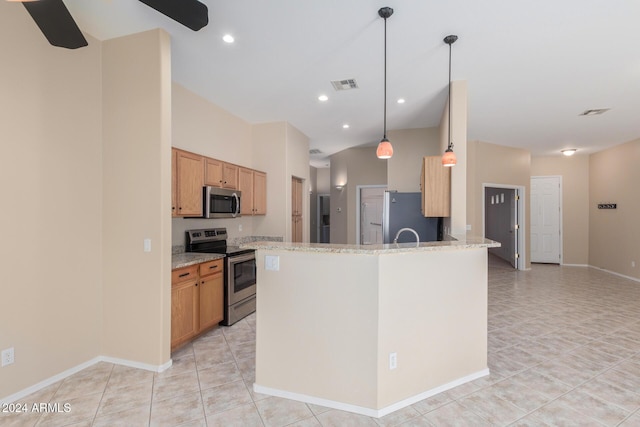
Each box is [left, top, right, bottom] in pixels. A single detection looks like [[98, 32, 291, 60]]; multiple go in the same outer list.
[[138, 0, 208, 31], [22, 0, 87, 49]]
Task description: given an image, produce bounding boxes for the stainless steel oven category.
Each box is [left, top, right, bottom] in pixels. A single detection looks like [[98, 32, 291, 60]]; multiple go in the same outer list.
[[185, 228, 256, 326], [224, 249, 257, 326]]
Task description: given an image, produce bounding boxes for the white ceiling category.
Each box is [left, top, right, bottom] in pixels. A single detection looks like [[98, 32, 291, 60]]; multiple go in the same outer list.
[[55, 1, 640, 167]]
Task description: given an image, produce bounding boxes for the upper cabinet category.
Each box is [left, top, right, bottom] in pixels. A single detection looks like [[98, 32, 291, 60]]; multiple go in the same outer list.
[[205, 158, 238, 189], [420, 156, 451, 217], [173, 148, 204, 217], [239, 167, 267, 216], [172, 147, 266, 217]]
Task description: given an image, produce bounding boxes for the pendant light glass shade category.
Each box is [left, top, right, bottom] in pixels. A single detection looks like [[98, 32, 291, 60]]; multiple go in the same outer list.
[[376, 7, 394, 159], [442, 35, 458, 167], [442, 148, 456, 167], [376, 138, 393, 159]]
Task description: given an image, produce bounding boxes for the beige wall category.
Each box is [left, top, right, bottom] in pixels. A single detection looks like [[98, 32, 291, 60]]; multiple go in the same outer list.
[[0, 3, 103, 398], [251, 122, 310, 241], [386, 128, 440, 192], [101, 30, 172, 366], [171, 83, 255, 245], [317, 168, 331, 194], [0, 4, 173, 399], [531, 155, 590, 265], [255, 246, 488, 414], [330, 147, 387, 244], [468, 140, 531, 268], [589, 138, 640, 279], [443, 81, 468, 235]]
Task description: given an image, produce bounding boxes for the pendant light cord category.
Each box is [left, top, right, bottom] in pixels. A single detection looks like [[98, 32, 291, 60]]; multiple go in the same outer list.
[[383, 15, 388, 139], [448, 40, 452, 150]]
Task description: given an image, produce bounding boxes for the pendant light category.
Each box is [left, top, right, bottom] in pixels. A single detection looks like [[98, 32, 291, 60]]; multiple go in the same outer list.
[[442, 35, 458, 167], [376, 7, 394, 159]]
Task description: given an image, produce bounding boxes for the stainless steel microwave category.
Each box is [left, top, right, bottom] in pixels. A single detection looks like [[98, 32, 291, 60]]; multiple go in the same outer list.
[[203, 186, 241, 218]]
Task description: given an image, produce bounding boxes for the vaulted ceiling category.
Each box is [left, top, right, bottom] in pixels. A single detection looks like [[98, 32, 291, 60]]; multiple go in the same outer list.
[[16, 1, 640, 167]]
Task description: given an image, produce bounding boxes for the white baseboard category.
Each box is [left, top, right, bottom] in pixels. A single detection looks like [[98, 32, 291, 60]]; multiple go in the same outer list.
[[98, 355, 172, 373], [590, 265, 640, 283], [254, 368, 490, 418], [561, 263, 589, 267], [0, 356, 172, 405]]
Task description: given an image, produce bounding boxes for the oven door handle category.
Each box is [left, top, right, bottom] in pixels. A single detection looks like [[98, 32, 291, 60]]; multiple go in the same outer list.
[[228, 251, 255, 264], [232, 192, 240, 218]]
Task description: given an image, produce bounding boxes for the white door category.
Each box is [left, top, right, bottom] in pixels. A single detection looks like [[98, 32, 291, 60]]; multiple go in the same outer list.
[[531, 176, 561, 263], [360, 187, 385, 245]]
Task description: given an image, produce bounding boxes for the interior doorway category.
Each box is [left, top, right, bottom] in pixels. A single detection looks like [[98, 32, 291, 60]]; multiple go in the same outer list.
[[317, 194, 330, 243], [483, 184, 525, 270], [356, 185, 387, 245], [530, 176, 562, 264]]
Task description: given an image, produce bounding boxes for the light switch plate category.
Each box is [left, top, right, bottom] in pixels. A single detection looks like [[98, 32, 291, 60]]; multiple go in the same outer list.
[[265, 255, 280, 271]]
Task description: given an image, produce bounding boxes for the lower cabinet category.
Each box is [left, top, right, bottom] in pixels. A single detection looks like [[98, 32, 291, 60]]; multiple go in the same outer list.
[[171, 258, 224, 350], [198, 259, 224, 331]]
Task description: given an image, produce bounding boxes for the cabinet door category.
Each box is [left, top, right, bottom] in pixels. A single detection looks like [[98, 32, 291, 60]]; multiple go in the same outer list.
[[253, 171, 267, 215], [171, 149, 177, 217], [199, 274, 224, 331], [238, 167, 254, 215], [205, 158, 223, 187], [421, 156, 451, 217], [222, 163, 238, 189], [171, 279, 198, 349], [176, 150, 204, 216]]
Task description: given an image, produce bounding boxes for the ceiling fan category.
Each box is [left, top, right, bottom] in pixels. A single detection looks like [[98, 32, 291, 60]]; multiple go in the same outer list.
[[13, 0, 208, 50]]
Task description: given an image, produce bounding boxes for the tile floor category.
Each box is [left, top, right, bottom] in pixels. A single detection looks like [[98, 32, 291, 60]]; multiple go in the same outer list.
[[2, 260, 640, 426]]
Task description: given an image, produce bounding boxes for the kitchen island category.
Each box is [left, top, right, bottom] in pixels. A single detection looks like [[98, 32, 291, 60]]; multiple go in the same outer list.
[[242, 237, 500, 418]]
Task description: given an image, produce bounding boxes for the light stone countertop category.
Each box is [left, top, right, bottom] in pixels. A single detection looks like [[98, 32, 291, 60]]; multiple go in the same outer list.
[[241, 236, 500, 255], [172, 252, 225, 270]]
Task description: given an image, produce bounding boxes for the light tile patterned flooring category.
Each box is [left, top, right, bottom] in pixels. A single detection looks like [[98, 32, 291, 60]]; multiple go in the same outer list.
[[3, 261, 640, 426]]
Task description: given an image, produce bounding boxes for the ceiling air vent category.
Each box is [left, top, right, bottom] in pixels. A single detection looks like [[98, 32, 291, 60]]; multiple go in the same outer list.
[[579, 108, 610, 116], [309, 149, 323, 155], [331, 79, 358, 91]]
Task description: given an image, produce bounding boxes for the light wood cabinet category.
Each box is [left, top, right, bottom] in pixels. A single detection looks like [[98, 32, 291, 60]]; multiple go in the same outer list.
[[205, 158, 238, 189], [292, 177, 303, 242], [420, 156, 451, 217], [238, 167, 267, 216], [198, 259, 224, 330], [173, 148, 204, 217], [171, 265, 199, 348], [171, 259, 224, 350], [253, 171, 267, 215]]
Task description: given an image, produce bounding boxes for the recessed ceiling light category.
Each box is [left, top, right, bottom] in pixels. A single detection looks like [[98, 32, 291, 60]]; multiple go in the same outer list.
[[222, 34, 235, 43], [318, 95, 328, 102], [397, 98, 405, 104], [343, 124, 350, 129], [561, 149, 577, 156]]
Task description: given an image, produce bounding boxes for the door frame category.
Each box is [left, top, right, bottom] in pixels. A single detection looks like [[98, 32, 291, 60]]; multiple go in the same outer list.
[[530, 175, 563, 265], [355, 185, 387, 245], [316, 193, 330, 243], [482, 183, 527, 271]]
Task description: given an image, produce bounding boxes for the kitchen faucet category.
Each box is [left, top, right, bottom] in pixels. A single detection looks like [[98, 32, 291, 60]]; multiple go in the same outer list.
[[393, 227, 420, 244]]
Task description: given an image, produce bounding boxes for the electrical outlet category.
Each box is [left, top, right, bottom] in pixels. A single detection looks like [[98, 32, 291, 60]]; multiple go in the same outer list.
[[2, 347, 15, 367], [389, 352, 397, 370], [632, 261, 636, 268]]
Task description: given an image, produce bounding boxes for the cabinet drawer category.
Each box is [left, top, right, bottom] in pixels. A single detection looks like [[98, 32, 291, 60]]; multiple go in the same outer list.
[[172, 265, 199, 284], [200, 259, 223, 277]]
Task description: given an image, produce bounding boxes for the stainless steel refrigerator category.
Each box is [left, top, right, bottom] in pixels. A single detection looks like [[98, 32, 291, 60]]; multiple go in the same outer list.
[[382, 191, 442, 243]]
